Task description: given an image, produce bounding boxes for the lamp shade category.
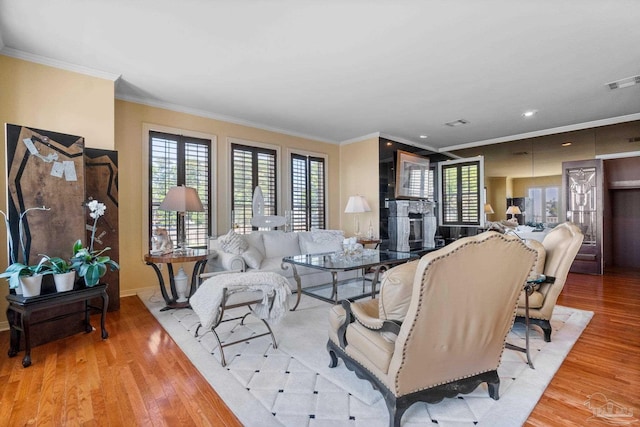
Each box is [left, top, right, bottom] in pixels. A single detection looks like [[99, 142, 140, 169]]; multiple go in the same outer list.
[[506, 205, 522, 215], [344, 195, 371, 213], [484, 203, 494, 214], [159, 185, 204, 212]]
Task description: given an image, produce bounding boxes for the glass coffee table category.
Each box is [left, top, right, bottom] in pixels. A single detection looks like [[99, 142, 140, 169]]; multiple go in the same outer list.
[[282, 250, 419, 310]]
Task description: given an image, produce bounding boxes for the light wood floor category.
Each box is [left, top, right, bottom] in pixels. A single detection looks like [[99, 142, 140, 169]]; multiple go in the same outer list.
[[0, 268, 638, 426]]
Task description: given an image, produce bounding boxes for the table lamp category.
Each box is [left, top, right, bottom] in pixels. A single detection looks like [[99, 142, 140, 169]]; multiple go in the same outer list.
[[344, 195, 371, 236], [484, 203, 494, 223], [159, 185, 204, 253], [506, 205, 521, 221]]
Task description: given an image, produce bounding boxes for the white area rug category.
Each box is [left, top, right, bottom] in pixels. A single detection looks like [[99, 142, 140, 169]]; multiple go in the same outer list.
[[139, 289, 593, 427]]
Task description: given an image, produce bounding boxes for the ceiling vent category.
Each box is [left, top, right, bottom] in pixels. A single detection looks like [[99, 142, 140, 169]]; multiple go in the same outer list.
[[445, 119, 470, 127], [606, 75, 640, 90], [512, 151, 529, 156]]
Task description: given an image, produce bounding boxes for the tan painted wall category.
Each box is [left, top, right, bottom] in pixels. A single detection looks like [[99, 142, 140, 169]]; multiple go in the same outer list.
[[512, 175, 562, 198], [339, 137, 379, 238], [485, 176, 507, 221], [0, 55, 115, 325], [115, 100, 343, 296]]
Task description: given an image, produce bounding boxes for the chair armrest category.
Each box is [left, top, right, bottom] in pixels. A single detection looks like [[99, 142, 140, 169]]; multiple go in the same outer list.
[[337, 299, 401, 349], [206, 250, 246, 272]]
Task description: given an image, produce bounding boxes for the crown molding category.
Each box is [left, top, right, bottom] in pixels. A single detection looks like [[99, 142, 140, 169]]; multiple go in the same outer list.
[[441, 113, 640, 152], [339, 132, 380, 145], [116, 93, 336, 145], [596, 150, 640, 160], [0, 47, 121, 82], [379, 133, 440, 152]]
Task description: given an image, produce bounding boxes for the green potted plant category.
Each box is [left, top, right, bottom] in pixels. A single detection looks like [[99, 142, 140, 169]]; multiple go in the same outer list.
[[41, 255, 76, 292], [70, 200, 120, 287], [0, 258, 51, 297]]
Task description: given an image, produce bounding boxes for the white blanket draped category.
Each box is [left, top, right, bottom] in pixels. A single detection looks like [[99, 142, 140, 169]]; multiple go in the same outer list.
[[190, 271, 291, 330]]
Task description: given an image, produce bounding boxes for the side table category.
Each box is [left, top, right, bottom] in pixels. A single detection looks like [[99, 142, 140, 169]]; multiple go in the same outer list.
[[505, 274, 555, 369], [144, 249, 209, 311], [6, 283, 109, 367]]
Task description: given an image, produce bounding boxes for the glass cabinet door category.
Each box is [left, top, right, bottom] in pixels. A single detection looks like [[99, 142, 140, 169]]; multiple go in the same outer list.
[[562, 159, 603, 274]]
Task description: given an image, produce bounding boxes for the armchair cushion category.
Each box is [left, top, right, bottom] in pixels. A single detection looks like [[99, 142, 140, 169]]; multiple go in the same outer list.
[[346, 322, 395, 374], [378, 260, 419, 322]]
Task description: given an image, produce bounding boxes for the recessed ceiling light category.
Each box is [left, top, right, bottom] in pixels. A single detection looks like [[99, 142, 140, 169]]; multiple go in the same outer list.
[[419, 135, 428, 139], [562, 142, 572, 147], [386, 142, 393, 146], [522, 110, 537, 118]]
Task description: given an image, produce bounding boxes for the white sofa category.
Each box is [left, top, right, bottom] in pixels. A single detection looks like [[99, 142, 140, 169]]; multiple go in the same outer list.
[[206, 229, 358, 292]]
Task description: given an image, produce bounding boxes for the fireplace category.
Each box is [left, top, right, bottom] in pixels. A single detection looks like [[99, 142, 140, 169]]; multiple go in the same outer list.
[[388, 200, 437, 252]]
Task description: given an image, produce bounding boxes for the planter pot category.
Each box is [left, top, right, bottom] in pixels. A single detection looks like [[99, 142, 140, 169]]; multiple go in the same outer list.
[[20, 274, 43, 297], [54, 271, 76, 292]]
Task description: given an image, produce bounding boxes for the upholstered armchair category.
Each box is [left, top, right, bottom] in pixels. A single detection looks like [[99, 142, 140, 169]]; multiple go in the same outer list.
[[327, 232, 538, 427], [515, 221, 584, 341]]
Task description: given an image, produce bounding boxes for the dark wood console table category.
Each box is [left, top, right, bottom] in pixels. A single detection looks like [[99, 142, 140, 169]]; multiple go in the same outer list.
[[144, 250, 209, 311], [6, 283, 109, 367]]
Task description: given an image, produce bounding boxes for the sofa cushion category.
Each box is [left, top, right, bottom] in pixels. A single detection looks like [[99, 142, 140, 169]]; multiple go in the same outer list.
[[299, 230, 344, 254], [218, 229, 248, 255], [378, 260, 419, 322], [263, 232, 301, 259]]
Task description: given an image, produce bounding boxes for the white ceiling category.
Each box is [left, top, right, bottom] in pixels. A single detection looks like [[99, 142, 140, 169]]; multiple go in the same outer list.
[[1, 0, 639, 151]]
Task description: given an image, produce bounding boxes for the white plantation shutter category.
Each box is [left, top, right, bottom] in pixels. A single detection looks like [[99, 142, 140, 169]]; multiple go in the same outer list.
[[149, 131, 211, 248], [232, 144, 278, 234], [291, 153, 326, 231], [439, 157, 483, 226]]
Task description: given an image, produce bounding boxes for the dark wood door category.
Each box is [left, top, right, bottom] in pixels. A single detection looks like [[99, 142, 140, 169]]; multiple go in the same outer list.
[[562, 159, 603, 274]]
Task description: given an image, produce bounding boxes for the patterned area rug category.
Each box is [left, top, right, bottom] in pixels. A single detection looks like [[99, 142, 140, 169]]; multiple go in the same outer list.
[[139, 288, 592, 427]]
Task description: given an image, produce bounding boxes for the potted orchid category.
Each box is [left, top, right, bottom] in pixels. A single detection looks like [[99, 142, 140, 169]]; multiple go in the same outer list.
[[0, 257, 51, 297], [70, 199, 119, 287], [40, 255, 76, 292]]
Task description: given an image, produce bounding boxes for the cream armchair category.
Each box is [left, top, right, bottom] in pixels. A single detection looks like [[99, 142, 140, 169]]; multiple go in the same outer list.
[[516, 222, 584, 341], [327, 232, 538, 427]]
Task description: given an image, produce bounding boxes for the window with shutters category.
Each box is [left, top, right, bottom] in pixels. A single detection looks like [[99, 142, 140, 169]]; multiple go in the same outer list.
[[438, 157, 483, 226], [232, 143, 278, 234], [149, 131, 211, 249], [291, 153, 326, 231]]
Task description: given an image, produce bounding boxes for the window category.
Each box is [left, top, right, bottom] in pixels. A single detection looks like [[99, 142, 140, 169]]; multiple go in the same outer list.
[[232, 143, 278, 234], [528, 186, 559, 224], [149, 131, 211, 248], [291, 153, 326, 231], [438, 157, 483, 226]]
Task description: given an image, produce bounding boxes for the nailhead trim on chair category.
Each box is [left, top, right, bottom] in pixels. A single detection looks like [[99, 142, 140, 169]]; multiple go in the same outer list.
[[393, 232, 538, 393]]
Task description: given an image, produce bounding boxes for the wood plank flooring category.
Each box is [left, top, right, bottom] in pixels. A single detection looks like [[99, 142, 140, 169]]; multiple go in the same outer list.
[[0, 268, 638, 426]]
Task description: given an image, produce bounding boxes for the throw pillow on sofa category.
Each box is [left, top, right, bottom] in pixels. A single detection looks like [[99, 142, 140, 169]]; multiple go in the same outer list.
[[218, 229, 248, 255], [242, 246, 264, 269]]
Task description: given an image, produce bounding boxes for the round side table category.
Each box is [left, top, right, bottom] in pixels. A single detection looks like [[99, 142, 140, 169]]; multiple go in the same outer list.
[[144, 249, 209, 311]]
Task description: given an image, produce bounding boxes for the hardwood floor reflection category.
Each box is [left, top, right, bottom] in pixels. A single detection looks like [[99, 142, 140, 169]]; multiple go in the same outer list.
[[526, 268, 640, 426], [0, 268, 638, 426], [0, 296, 242, 426]]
